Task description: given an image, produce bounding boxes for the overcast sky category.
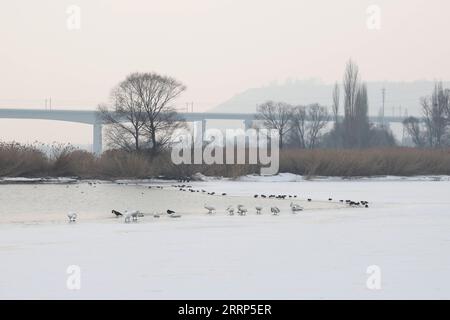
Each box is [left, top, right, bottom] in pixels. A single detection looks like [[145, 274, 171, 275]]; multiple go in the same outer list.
[[1, 0, 449, 144]]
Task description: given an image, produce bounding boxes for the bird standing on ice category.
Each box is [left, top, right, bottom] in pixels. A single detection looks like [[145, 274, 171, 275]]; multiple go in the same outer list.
[[204, 204, 215, 214], [290, 202, 303, 213], [255, 206, 263, 215], [237, 205, 247, 216], [226, 206, 235, 216], [271, 207, 280, 215], [112, 209, 123, 217], [167, 209, 181, 218], [67, 212, 77, 222], [124, 210, 139, 223]]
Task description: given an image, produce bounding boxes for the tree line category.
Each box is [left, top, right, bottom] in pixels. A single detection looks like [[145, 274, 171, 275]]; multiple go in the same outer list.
[[403, 82, 450, 148], [256, 60, 395, 150], [98, 60, 450, 156]]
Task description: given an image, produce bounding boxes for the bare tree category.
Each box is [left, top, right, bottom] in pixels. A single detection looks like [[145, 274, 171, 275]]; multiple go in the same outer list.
[[445, 88, 450, 119], [307, 104, 329, 149], [354, 83, 370, 147], [343, 60, 359, 123], [342, 60, 370, 148], [256, 101, 293, 149], [289, 106, 307, 148], [131, 73, 187, 153], [421, 82, 449, 147], [403, 116, 425, 147], [332, 82, 340, 125], [289, 104, 329, 149], [99, 72, 186, 153], [99, 77, 148, 151], [402, 82, 450, 148], [342, 60, 359, 147]]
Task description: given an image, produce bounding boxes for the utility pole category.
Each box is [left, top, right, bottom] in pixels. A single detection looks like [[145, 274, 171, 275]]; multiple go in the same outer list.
[[381, 87, 385, 127]]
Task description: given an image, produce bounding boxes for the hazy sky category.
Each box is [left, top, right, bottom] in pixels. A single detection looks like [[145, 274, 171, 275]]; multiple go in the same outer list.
[[1, 0, 450, 144]]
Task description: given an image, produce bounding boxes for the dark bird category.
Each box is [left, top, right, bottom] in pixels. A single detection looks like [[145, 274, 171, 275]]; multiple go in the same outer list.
[[167, 209, 175, 215], [307, 199, 312, 202], [112, 209, 123, 217]]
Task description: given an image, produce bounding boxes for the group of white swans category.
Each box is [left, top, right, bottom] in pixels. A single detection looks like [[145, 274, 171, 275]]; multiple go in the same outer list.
[[204, 202, 303, 216], [67, 207, 184, 223], [66, 202, 304, 223]]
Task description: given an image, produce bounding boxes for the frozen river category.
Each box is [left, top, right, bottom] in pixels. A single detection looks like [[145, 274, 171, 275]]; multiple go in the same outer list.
[[0, 179, 342, 223], [0, 175, 449, 299]]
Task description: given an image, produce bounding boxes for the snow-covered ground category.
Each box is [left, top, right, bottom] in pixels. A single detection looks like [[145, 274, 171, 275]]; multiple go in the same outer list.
[[0, 176, 450, 299]]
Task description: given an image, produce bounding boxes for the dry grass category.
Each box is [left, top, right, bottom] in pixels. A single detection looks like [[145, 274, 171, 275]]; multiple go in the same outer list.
[[1, 142, 450, 179], [0, 142, 49, 177], [280, 148, 450, 176]]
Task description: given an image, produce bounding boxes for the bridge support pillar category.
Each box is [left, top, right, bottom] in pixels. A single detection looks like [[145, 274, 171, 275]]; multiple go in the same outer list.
[[202, 119, 206, 139], [244, 119, 253, 130], [194, 120, 206, 142], [93, 123, 103, 155]]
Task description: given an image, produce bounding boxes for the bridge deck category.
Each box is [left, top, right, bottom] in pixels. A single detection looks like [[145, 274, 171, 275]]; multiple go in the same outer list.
[[0, 108, 406, 124]]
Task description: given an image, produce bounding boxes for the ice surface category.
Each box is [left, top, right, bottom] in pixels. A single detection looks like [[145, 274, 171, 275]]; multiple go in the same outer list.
[[0, 177, 449, 299]]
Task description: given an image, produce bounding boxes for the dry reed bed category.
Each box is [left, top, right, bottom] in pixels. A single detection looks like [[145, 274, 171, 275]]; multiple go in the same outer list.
[[1, 142, 450, 179]]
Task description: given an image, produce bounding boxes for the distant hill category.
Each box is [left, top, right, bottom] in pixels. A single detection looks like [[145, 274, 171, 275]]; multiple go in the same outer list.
[[211, 79, 450, 117]]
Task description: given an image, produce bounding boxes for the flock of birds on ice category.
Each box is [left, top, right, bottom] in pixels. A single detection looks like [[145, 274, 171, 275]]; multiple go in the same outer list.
[[65, 181, 370, 224]]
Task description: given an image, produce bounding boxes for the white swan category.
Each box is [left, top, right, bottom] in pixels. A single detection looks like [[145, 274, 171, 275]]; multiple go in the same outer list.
[[271, 206, 280, 215], [237, 205, 247, 216], [290, 202, 303, 213], [124, 210, 139, 223], [226, 205, 235, 216], [204, 204, 215, 214], [67, 212, 77, 222]]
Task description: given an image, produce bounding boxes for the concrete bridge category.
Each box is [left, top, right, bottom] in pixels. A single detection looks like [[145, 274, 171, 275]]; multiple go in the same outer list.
[[0, 108, 406, 154]]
